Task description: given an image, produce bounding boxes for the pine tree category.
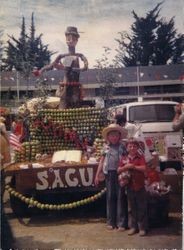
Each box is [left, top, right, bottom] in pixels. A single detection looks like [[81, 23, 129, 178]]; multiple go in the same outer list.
[[28, 12, 37, 69], [3, 41, 14, 70], [28, 13, 51, 70], [3, 13, 53, 73], [172, 34, 184, 64], [115, 2, 184, 66], [152, 18, 176, 65]]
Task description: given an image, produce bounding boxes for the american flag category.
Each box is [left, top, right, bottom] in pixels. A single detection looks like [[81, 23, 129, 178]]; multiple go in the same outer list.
[[9, 133, 23, 151]]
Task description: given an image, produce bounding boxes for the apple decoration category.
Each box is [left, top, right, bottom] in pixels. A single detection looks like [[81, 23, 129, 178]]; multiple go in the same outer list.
[[13, 107, 108, 163], [27, 107, 108, 157], [93, 138, 106, 160], [14, 140, 41, 163], [6, 184, 107, 210]]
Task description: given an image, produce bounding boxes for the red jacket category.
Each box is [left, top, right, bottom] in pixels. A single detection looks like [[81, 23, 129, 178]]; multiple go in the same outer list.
[[119, 154, 146, 191]]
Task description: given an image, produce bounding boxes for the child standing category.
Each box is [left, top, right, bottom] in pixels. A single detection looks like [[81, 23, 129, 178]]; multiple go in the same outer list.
[[118, 138, 148, 236], [95, 124, 128, 231]]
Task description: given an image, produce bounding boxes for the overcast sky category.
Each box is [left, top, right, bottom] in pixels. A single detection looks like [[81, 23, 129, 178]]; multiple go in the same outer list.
[[1, 0, 183, 68]]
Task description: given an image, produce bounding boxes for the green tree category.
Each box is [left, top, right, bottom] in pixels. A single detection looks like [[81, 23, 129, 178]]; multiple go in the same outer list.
[[28, 13, 52, 70], [3, 13, 53, 74], [171, 33, 184, 64], [115, 2, 184, 66], [152, 17, 177, 65]]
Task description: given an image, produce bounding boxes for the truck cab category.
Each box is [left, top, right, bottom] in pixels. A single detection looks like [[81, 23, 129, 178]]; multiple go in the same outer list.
[[109, 100, 183, 169]]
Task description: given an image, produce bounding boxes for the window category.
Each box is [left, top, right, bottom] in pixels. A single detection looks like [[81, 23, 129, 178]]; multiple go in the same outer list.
[[114, 87, 129, 95], [129, 104, 175, 122]]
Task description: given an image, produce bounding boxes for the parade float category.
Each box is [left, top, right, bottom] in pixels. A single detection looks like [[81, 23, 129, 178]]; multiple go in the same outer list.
[[4, 27, 177, 222], [5, 106, 108, 216], [4, 27, 108, 216], [4, 103, 174, 220]]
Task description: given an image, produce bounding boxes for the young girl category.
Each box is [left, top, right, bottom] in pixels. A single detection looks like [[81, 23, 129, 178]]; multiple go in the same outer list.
[[118, 138, 148, 236], [95, 124, 128, 231]]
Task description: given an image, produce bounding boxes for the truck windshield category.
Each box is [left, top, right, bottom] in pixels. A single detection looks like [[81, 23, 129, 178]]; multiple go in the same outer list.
[[129, 104, 175, 123]]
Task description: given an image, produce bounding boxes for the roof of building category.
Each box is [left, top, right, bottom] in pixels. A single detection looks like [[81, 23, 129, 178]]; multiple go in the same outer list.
[[1, 64, 184, 88]]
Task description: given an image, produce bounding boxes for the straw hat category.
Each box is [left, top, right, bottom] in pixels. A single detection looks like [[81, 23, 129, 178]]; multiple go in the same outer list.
[[102, 124, 128, 140], [0, 116, 6, 122], [65, 26, 80, 38]]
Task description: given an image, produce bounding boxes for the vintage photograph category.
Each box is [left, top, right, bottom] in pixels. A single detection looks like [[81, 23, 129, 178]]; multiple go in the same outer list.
[[1, 0, 183, 249]]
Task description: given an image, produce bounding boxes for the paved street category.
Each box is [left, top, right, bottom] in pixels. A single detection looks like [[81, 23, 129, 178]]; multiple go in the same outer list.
[[1, 189, 183, 250]]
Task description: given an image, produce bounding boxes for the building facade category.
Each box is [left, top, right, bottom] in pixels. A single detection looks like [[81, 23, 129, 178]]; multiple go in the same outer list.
[[0, 64, 184, 108]]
